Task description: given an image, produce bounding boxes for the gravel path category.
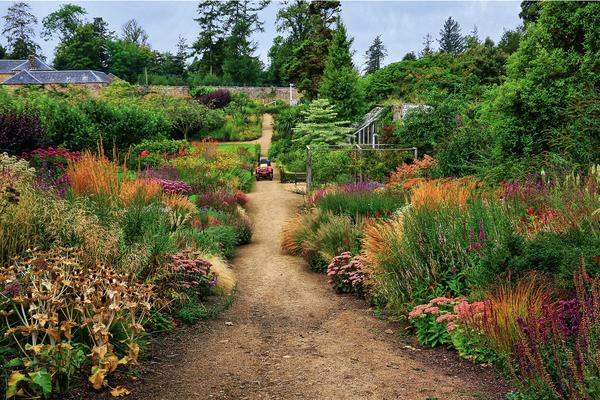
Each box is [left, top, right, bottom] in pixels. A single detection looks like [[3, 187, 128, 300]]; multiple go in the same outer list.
[[128, 115, 509, 400]]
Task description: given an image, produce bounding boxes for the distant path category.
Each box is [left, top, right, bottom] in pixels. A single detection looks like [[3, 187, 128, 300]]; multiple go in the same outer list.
[[129, 115, 509, 399], [229, 113, 273, 157]]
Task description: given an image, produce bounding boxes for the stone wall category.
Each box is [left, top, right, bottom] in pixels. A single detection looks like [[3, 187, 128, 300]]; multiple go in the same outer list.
[[145, 85, 302, 104], [2, 83, 108, 95], [1, 82, 302, 104]]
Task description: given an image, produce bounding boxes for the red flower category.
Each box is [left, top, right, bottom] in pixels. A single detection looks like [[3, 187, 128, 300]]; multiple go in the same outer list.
[[526, 207, 535, 215], [139, 150, 151, 157]]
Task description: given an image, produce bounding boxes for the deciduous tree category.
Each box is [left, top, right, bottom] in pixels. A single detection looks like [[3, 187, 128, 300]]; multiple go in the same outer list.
[[41, 4, 86, 41], [2, 2, 41, 58]]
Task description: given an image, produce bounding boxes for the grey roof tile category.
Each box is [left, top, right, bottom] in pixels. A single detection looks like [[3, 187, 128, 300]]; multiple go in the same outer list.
[[0, 57, 54, 73], [3, 70, 113, 85]]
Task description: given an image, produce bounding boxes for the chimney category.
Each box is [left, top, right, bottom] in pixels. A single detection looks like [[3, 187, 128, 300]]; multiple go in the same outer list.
[[27, 55, 36, 70]]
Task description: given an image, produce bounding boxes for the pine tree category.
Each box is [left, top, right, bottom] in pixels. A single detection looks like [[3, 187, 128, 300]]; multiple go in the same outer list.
[[2, 2, 41, 58], [222, 19, 262, 84], [319, 19, 362, 121], [285, 0, 340, 99], [193, 0, 228, 75], [292, 98, 352, 147], [438, 16, 466, 55], [364, 35, 387, 74], [402, 51, 417, 61]]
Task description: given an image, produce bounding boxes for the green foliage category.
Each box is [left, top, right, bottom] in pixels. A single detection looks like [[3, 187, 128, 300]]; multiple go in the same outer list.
[[41, 4, 87, 41], [315, 191, 405, 218], [438, 16, 466, 55], [53, 17, 111, 70], [411, 313, 453, 348], [477, 1, 600, 178], [319, 20, 363, 121], [284, 1, 341, 98], [292, 99, 352, 147]]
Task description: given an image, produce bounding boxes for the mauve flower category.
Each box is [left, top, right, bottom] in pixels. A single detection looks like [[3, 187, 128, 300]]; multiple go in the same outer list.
[[3, 282, 22, 297]]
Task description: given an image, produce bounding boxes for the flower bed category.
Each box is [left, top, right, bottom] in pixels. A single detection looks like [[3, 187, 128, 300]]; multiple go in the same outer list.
[[282, 155, 600, 398], [0, 141, 255, 396]]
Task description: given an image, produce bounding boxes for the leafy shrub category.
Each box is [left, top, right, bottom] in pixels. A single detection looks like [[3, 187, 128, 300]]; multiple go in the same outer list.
[[197, 225, 238, 259], [195, 89, 231, 109], [0, 111, 47, 155]]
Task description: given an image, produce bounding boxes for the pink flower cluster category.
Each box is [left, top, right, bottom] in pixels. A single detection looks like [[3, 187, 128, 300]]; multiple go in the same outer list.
[[409, 296, 473, 333], [171, 252, 218, 289], [26, 147, 81, 161], [327, 252, 368, 294], [157, 179, 192, 195]]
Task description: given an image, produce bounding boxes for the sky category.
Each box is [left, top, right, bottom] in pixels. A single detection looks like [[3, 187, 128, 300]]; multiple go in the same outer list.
[[0, 1, 522, 70]]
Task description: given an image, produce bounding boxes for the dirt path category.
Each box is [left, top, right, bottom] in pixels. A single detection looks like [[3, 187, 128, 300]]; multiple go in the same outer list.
[[131, 116, 509, 400]]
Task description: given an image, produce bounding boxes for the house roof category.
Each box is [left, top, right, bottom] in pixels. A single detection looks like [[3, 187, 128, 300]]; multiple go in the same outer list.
[[0, 57, 54, 73], [3, 70, 113, 85]]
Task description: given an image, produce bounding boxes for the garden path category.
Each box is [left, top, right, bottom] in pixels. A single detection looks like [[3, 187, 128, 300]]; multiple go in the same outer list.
[[130, 115, 508, 400]]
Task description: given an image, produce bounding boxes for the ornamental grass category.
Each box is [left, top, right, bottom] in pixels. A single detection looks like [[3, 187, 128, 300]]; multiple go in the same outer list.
[[67, 152, 119, 199]]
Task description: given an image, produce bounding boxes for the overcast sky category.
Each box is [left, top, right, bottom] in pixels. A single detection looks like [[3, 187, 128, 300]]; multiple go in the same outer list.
[[0, 1, 522, 70]]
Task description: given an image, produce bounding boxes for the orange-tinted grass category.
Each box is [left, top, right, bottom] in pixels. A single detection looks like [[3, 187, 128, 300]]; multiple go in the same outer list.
[[461, 273, 551, 355], [362, 215, 404, 274], [162, 193, 196, 212], [120, 179, 162, 205], [410, 177, 481, 210], [67, 152, 119, 198]]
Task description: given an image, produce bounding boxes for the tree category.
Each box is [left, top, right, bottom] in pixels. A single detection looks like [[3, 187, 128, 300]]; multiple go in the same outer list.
[[0, 44, 6, 59], [286, 0, 341, 98], [319, 19, 362, 120], [266, 0, 311, 84], [497, 27, 524, 55], [42, 4, 86, 41], [292, 98, 352, 147], [276, 0, 311, 43], [173, 36, 189, 76], [2, 2, 41, 58], [53, 17, 112, 70], [519, 1, 543, 25], [192, 0, 228, 75], [364, 35, 387, 74], [122, 19, 149, 46], [481, 1, 600, 176], [402, 51, 417, 61], [421, 33, 434, 57], [222, 19, 262, 84], [438, 16, 466, 55], [108, 39, 154, 83], [223, 0, 270, 34]]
